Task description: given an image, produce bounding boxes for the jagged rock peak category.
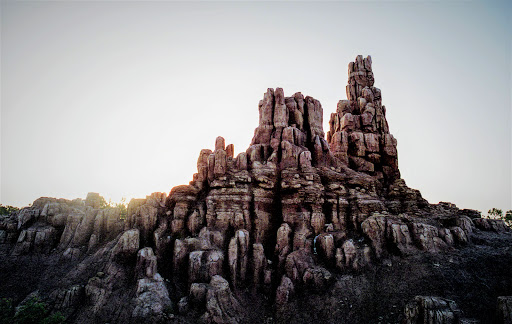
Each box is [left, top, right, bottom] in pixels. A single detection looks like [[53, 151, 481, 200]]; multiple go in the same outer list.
[[196, 55, 399, 188], [248, 87, 328, 169], [328, 54, 399, 182]]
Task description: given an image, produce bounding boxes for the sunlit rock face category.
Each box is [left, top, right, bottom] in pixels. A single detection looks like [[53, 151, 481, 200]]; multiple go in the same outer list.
[[1, 55, 510, 324]]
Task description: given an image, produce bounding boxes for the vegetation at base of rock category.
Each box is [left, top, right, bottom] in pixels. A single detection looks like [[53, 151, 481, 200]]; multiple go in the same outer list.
[[0, 204, 19, 216], [0, 297, 64, 324], [487, 208, 512, 227], [0, 298, 13, 324]]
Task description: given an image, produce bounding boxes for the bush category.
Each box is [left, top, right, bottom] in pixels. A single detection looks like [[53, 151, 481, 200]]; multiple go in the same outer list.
[[487, 208, 512, 228], [41, 313, 65, 324], [0, 297, 64, 324], [505, 210, 512, 227], [0, 298, 14, 324], [14, 298, 47, 324], [0, 204, 19, 216]]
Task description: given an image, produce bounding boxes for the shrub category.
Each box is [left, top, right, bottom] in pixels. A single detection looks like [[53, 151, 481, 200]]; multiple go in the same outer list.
[[0, 297, 64, 324], [0, 204, 20, 216], [41, 312, 65, 324], [0, 298, 14, 324], [14, 297, 47, 324]]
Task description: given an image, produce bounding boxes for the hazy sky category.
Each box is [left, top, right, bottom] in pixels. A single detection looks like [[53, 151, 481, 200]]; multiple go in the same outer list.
[[1, 1, 511, 214]]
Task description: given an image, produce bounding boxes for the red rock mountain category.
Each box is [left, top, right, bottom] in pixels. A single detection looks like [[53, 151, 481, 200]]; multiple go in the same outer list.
[[1, 55, 511, 324]]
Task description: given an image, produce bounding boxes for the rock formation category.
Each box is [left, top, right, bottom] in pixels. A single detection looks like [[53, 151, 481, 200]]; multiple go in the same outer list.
[[0, 55, 511, 324]]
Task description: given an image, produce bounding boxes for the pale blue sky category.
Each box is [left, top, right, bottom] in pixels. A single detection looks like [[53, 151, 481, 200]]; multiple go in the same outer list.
[[1, 1, 511, 214]]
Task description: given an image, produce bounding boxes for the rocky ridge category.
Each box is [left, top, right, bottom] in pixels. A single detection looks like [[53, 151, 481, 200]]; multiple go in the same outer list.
[[1, 55, 511, 324]]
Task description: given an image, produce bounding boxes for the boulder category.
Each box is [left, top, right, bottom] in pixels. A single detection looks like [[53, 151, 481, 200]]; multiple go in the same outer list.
[[228, 229, 250, 288], [132, 273, 172, 321], [404, 296, 461, 324], [497, 296, 512, 324], [202, 275, 243, 324], [112, 229, 140, 259], [135, 247, 157, 280]]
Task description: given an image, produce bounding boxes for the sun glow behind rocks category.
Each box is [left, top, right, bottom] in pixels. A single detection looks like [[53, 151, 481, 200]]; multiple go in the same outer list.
[[1, 1, 510, 212]]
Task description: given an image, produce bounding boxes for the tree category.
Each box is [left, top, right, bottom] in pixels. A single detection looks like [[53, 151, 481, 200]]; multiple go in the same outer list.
[[98, 196, 109, 209], [488, 208, 503, 219], [0, 297, 65, 324], [0, 204, 20, 216], [116, 197, 128, 220], [0, 298, 13, 324], [487, 208, 512, 228], [504, 210, 512, 227], [98, 197, 128, 220]]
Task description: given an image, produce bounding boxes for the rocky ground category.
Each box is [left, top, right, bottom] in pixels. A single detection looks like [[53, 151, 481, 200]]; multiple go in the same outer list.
[[1, 228, 511, 323], [279, 230, 512, 323], [1, 55, 511, 324]]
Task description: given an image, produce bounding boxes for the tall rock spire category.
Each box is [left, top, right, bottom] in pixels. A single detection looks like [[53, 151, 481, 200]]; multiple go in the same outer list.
[[328, 55, 399, 182]]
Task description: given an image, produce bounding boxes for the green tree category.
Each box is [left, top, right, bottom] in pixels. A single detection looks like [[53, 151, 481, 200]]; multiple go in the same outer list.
[[98, 197, 127, 220], [504, 210, 512, 227], [116, 197, 128, 220], [0, 298, 14, 324], [14, 298, 47, 324], [488, 208, 512, 228], [0, 297, 64, 324], [41, 313, 65, 324], [0, 204, 20, 216], [98, 196, 109, 209], [488, 208, 503, 219]]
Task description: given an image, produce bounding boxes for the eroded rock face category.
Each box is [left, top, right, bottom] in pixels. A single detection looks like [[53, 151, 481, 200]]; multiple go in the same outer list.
[[1, 55, 509, 324], [202, 275, 244, 324], [497, 296, 512, 324], [132, 274, 172, 321], [404, 296, 462, 324]]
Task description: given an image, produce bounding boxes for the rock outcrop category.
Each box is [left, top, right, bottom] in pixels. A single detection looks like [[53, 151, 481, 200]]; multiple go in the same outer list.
[[0, 55, 510, 324], [404, 296, 462, 324]]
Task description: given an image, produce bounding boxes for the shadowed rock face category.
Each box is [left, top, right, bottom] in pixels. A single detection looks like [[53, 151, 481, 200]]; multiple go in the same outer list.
[[1, 55, 511, 324]]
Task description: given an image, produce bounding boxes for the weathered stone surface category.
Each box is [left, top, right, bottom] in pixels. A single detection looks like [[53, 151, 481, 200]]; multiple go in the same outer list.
[[50, 285, 84, 311], [252, 243, 267, 286], [473, 218, 510, 232], [411, 223, 445, 253], [203, 275, 243, 324], [189, 249, 224, 283], [275, 275, 294, 307], [16, 208, 39, 230], [132, 274, 172, 321], [497, 296, 512, 324], [449, 226, 468, 244], [12, 225, 57, 255], [275, 223, 292, 269], [361, 215, 386, 258], [302, 265, 333, 290], [364, 133, 380, 152], [135, 247, 157, 280], [215, 136, 226, 151], [228, 229, 249, 288], [404, 296, 461, 324], [112, 229, 140, 258], [349, 156, 374, 172], [316, 233, 335, 263]]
